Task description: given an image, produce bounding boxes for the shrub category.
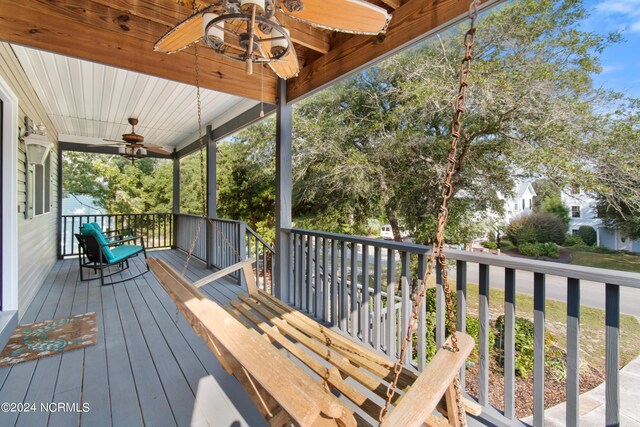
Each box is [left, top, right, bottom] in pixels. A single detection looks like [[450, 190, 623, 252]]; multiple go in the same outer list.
[[564, 234, 585, 247], [507, 212, 567, 245], [539, 242, 559, 258], [517, 242, 540, 257], [482, 241, 498, 250], [577, 225, 597, 246], [517, 242, 559, 258]]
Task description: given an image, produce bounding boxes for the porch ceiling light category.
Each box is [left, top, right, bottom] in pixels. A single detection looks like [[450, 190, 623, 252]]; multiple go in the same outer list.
[[23, 134, 53, 166]]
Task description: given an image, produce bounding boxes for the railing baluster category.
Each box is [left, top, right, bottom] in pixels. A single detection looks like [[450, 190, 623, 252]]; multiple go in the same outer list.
[[478, 263, 490, 407], [361, 244, 370, 345], [533, 272, 546, 427], [456, 259, 467, 389], [436, 259, 445, 348], [322, 238, 329, 322], [504, 268, 516, 420], [340, 241, 348, 331], [372, 247, 382, 351], [301, 235, 308, 312], [307, 235, 314, 313], [566, 277, 580, 427], [606, 283, 620, 427], [401, 251, 411, 364], [331, 239, 339, 325], [350, 243, 359, 339], [417, 254, 427, 371], [315, 236, 321, 318], [386, 249, 396, 358]]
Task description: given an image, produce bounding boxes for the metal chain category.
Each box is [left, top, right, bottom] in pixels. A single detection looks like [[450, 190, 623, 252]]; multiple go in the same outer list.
[[183, 0, 207, 274], [183, 0, 242, 274], [379, 1, 480, 424]]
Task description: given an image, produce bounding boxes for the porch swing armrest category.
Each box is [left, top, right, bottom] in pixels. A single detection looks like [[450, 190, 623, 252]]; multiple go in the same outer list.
[[104, 236, 143, 246], [381, 332, 475, 427]]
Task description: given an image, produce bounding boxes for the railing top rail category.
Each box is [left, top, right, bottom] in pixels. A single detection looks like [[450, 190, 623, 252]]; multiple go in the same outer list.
[[288, 228, 640, 289], [176, 213, 245, 226]]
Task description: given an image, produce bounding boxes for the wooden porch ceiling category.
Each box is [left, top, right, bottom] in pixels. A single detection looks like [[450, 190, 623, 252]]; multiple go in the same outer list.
[[0, 0, 492, 104]]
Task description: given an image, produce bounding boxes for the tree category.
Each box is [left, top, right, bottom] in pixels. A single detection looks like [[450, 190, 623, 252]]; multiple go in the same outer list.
[[593, 101, 640, 240], [292, 0, 623, 244], [541, 195, 570, 225], [62, 152, 173, 213]]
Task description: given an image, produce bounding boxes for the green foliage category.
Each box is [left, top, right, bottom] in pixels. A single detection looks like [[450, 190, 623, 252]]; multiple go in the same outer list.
[[482, 241, 498, 250], [62, 152, 173, 214], [564, 234, 585, 247], [577, 225, 598, 246], [532, 179, 561, 212], [507, 212, 567, 245], [517, 242, 560, 258], [495, 316, 538, 378], [542, 195, 570, 225]]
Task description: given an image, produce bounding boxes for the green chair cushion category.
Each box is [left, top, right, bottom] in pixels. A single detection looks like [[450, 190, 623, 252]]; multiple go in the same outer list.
[[109, 245, 144, 263]]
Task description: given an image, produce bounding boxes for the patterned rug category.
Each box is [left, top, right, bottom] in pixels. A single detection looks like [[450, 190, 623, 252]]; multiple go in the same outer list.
[[0, 312, 97, 367]]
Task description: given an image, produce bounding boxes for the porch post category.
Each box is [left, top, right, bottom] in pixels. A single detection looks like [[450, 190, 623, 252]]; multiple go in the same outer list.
[[56, 144, 63, 259], [206, 125, 216, 268], [274, 79, 292, 303], [172, 151, 180, 249]]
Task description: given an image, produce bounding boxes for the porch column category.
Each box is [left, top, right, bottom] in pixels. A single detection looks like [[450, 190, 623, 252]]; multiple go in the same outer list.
[[206, 125, 216, 269], [274, 79, 292, 303], [172, 151, 180, 249], [56, 145, 63, 259]]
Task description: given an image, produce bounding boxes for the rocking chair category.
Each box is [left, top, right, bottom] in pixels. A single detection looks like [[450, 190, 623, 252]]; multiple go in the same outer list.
[[75, 224, 149, 286]]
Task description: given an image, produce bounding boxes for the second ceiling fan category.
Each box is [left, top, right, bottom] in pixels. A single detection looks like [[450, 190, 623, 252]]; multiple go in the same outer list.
[[155, 0, 392, 79], [99, 118, 172, 163]]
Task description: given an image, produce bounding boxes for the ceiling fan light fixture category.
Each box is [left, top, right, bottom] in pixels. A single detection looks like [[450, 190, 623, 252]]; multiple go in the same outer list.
[[203, 13, 225, 49], [118, 146, 127, 155], [240, 0, 265, 14], [270, 27, 289, 56]]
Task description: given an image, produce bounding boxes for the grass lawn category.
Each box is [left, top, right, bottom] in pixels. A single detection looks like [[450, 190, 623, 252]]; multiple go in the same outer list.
[[460, 282, 640, 369], [570, 248, 640, 273]]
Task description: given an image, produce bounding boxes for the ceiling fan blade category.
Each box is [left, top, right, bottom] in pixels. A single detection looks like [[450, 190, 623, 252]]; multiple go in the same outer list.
[[154, 9, 206, 54], [256, 20, 300, 79], [267, 44, 299, 79], [278, 0, 391, 35], [102, 139, 125, 144], [143, 145, 172, 155]]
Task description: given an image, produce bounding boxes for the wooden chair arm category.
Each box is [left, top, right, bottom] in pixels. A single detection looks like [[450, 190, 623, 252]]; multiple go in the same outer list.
[[381, 333, 475, 427]]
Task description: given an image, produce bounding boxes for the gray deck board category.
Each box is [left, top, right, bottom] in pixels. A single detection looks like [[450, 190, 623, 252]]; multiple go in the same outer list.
[[0, 250, 269, 427]]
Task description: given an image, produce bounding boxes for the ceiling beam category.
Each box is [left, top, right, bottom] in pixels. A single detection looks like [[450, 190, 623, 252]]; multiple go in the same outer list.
[[286, 0, 502, 102], [274, 12, 331, 54], [0, 0, 278, 103]]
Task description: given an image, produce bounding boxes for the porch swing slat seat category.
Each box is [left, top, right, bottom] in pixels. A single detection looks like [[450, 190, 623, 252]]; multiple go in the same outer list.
[[148, 257, 476, 427]]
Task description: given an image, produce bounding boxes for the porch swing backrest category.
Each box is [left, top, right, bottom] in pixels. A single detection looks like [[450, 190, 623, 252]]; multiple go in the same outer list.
[[147, 257, 476, 426]]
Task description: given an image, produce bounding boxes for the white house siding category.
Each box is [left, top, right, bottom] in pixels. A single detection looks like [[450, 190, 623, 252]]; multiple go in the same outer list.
[[0, 43, 59, 319]]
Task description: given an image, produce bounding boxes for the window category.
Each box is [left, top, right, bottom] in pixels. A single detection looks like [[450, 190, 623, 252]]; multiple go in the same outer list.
[[522, 199, 525, 210], [31, 155, 51, 216], [513, 203, 518, 211], [529, 198, 532, 209], [571, 206, 580, 218]]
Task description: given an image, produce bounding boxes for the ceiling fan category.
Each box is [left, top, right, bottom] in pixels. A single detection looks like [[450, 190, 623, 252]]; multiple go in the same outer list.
[[154, 0, 392, 79], [99, 118, 172, 163]]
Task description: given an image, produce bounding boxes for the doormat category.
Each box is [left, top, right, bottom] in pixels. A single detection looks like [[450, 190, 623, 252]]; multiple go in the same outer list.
[[0, 312, 97, 367]]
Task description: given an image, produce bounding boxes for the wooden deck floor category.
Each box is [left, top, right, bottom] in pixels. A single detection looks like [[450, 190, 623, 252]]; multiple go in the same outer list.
[[0, 250, 266, 427]]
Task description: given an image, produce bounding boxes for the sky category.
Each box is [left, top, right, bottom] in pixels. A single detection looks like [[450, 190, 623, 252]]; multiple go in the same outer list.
[[582, 0, 640, 98]]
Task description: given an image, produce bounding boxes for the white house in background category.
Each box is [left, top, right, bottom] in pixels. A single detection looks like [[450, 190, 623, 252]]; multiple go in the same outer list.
[[561, 189, 640, 252], [503, 180, 536, 221]]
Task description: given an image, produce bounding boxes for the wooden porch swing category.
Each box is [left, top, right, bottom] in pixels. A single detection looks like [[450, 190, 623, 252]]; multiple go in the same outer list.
[[149, 1, 483, 425]]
